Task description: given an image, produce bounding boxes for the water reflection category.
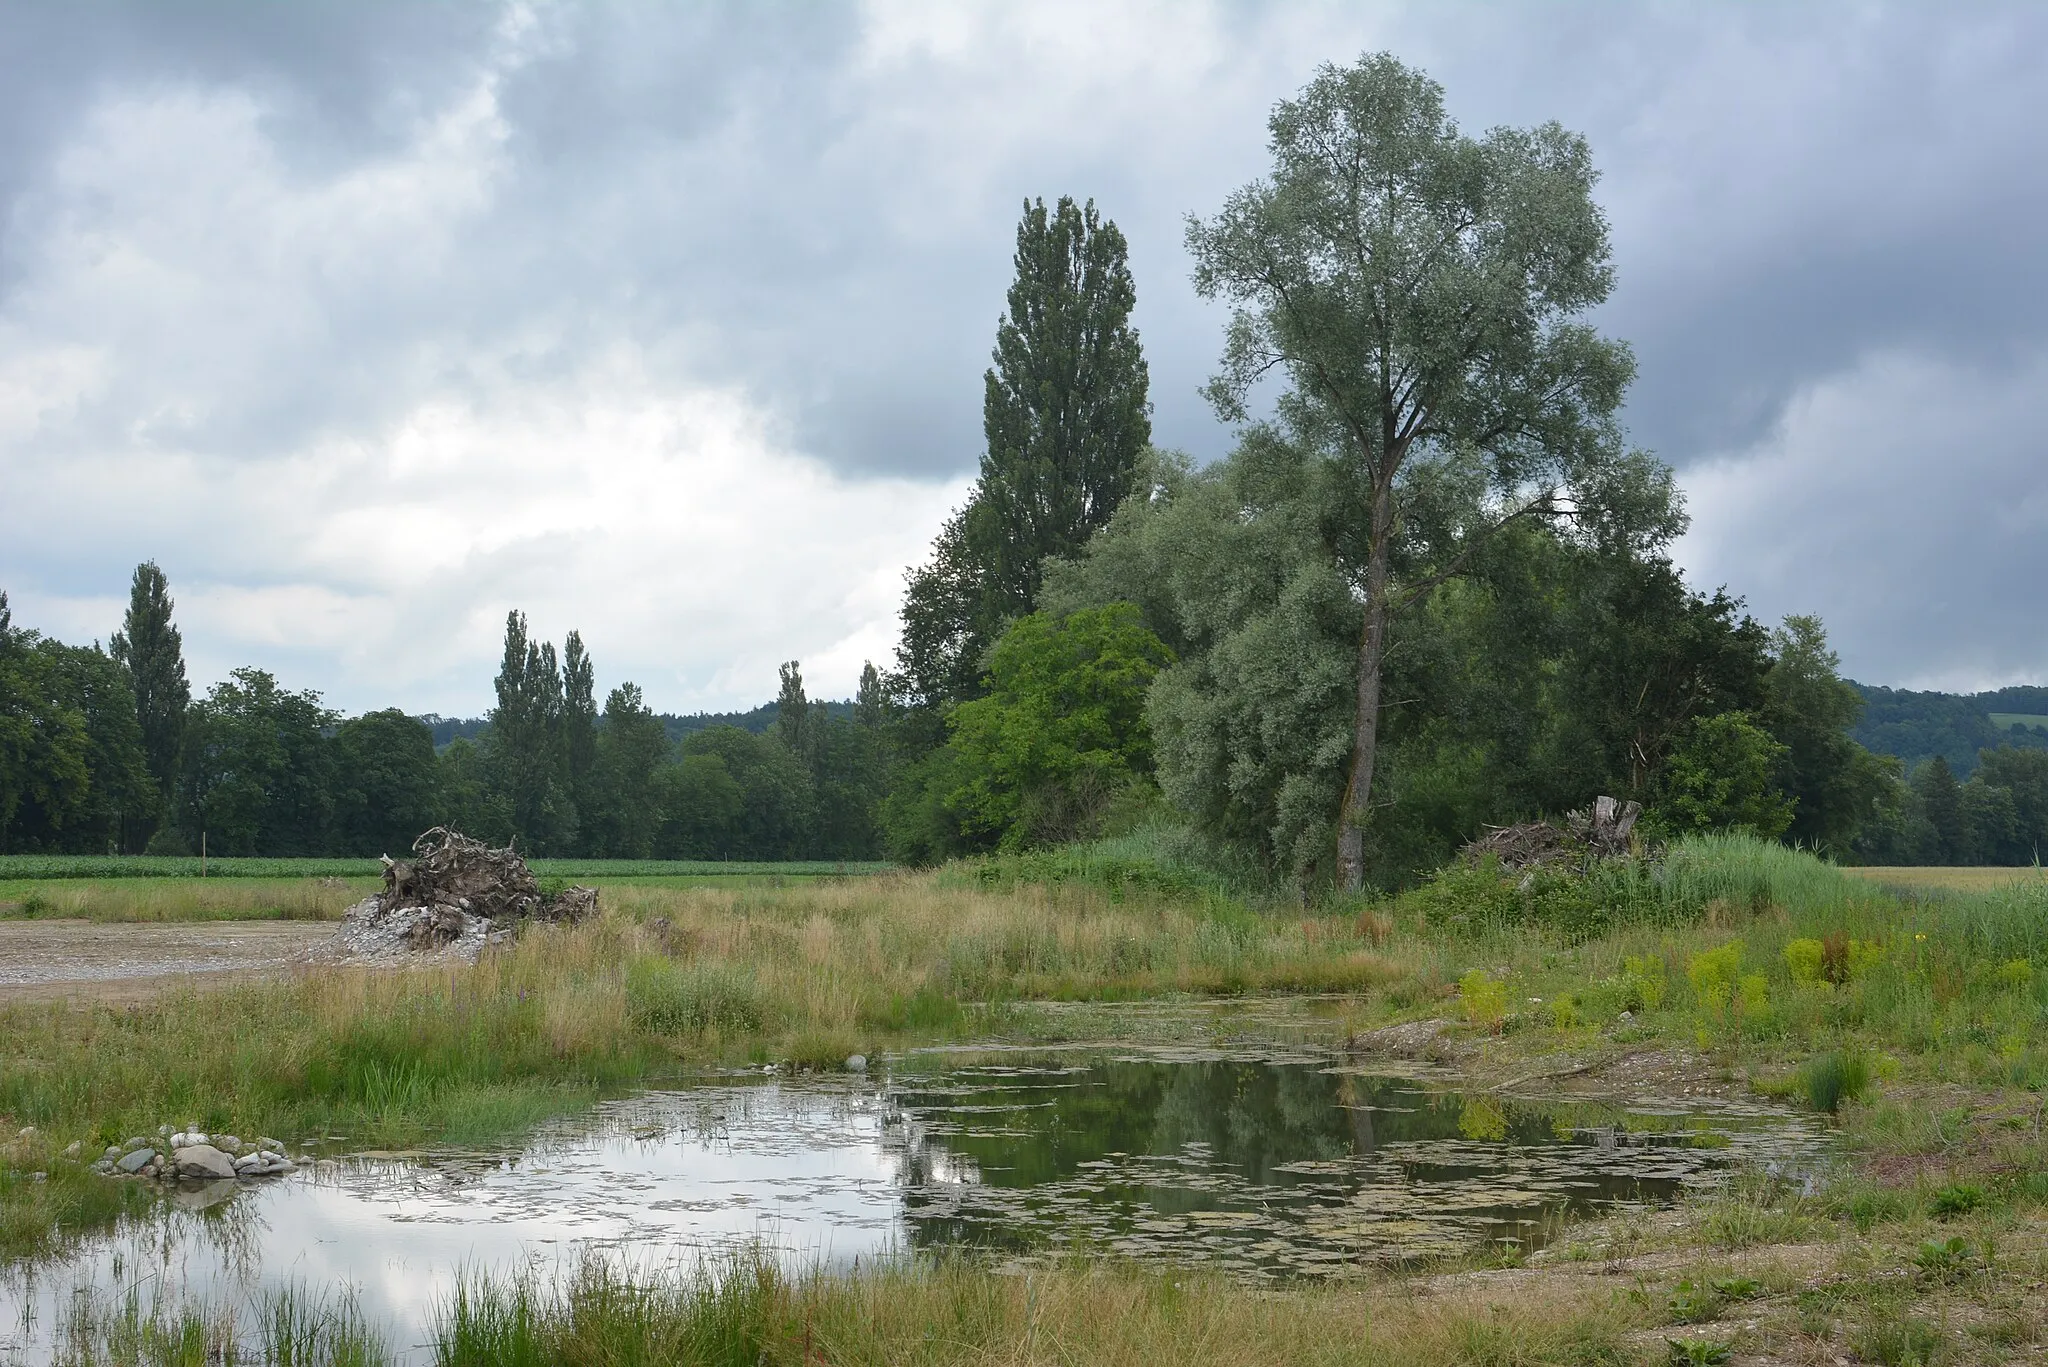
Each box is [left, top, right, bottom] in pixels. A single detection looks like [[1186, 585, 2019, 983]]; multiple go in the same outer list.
[[884, 1052, 1817, 1275], [0, 1049, 1823, 1365]]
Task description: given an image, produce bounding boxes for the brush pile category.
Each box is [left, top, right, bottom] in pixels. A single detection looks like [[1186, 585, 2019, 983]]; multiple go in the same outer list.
[[326, 827, 596, 964], [1461, 796, 1645, 875]]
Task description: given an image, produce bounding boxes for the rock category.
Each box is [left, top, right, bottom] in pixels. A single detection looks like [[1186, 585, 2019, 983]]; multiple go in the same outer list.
[[116, 1148, 155, 1175], [125, 1136, 151, 1151], [62, 1140, 83, 1159], [172, 1144, 237, 1181], [170, 1130, 209, 1149], [1616, 1010, 1634, 1023], [91, 1160, 114, 1176], [1350, 1018, 1458, 1062], [844, 1054, 868, 1073], [14, 1126, 34, 1140], [102, 1146, 122, 1161], [214, 1134, 242, 1154]]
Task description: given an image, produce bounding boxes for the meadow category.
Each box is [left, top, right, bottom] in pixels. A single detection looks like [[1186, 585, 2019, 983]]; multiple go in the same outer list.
[[6, 836, 2048, 1364]]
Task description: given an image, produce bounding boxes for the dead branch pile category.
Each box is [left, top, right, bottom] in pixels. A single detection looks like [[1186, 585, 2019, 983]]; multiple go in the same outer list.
[[1462, 796, 1644, 874], [325, 827, 596, 963]]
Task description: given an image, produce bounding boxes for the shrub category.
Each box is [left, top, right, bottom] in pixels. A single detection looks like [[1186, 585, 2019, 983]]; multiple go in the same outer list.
[[1800, 1048, 1873, 1114], [1929, 1183, 1983, 1218], [1687, 941, 1744, 1010], [1458, 969, 1510, 1032]]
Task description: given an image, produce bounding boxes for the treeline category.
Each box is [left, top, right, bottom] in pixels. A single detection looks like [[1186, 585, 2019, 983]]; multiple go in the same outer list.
[[10, 55, 2045, 878], [0, 583, 889, 860], [1849, 684, 2048, 778]]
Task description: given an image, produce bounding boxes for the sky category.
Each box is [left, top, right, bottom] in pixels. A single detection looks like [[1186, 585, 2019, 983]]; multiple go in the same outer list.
[[2, 1, 2044, 715]]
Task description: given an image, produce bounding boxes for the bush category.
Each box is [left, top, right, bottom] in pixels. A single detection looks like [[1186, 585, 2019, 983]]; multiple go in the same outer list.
[[1800, 1048, 1873, 1114], [1458, 969, 1510, 1032]]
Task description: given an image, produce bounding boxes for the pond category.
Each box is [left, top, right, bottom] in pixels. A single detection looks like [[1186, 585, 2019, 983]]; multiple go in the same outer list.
[[1, 1046, 1824, 1364]]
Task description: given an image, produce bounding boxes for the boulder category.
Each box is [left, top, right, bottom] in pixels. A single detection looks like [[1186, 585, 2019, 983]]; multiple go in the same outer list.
[[173, 1144, 237, 1181], [115, 1148, 156, 1175]]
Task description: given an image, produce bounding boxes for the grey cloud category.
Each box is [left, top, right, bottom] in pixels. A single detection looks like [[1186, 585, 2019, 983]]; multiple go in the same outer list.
[[3, 0, 2046, 704]]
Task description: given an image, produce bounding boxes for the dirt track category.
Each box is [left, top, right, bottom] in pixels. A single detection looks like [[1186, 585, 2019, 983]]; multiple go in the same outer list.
[[0, 919, 335, 1004]]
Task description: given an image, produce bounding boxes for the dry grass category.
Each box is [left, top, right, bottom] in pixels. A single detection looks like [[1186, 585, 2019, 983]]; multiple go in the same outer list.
[[0, 876, 369, 922], [1843, 865, 2048, 893]]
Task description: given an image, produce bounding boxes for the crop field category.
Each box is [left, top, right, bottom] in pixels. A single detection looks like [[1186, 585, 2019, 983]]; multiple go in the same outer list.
[[0, 855, 892, 881], [1843, 864, 2048, 893], [1989, 711, 2048, 730]]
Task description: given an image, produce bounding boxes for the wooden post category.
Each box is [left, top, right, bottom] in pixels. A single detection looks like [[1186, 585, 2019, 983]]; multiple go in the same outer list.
[[201, 830, 207, 878]]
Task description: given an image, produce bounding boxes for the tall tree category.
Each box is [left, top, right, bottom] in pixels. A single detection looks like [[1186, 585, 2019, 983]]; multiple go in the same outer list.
[[561, 629, 599, 846], [590, 682, 670, 858], [488, 610, 571, 853], [108, 561, 190, 809], [1187, 54, 1634, 889], [896, 195, 1151, 716], [331, 710, 440, 855], [775, 661, 811, 764]]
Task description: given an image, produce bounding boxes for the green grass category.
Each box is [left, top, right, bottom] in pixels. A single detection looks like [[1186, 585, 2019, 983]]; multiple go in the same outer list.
[[1989, 711, 2048, 731], [0, 855, 890, 881]]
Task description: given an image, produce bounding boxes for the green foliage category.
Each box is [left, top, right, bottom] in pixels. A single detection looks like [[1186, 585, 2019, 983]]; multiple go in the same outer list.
[[1664, 1336, 1732, 1365], [1653, 711, 1794, 839], [176, 668, 337, 856], [330, 710, 440, 856], [1800, 1048, 1874, 1113], [941, 605, 1173, 851], [894, 195, 1150, 717], [1457, 969, 1510, 1031], [435, 1254, 776, 1367], [1686, 941, 1745, 1011], [1928, 1182, 1983, 1217], [625, 956, 767, 1036], [107, 561, 189, 817]]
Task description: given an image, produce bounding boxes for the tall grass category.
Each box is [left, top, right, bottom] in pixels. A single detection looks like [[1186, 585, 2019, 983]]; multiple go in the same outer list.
[[0, 877, 368, 921], [56, 1281, 388, 1366], [425, 1251, 1646, 1367]]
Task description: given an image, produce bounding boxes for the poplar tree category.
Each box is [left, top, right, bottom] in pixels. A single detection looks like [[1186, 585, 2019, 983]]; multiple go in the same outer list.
[[562, 629, 598, 841], [489, 610, 571, 852], [896, 196, 1151, 716], [109, 561, 190, 807]]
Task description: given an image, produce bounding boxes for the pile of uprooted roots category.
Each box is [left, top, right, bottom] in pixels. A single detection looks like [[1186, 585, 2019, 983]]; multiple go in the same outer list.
[[1460, 796, 1649, 875], [327, 827, 596, 963]]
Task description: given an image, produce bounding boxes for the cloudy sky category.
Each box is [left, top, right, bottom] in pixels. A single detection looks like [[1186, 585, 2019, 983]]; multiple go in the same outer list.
[[2, 1, 2043, 714]]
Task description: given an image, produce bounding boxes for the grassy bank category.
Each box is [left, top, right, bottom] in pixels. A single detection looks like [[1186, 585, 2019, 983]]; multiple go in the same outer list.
[[7, 833, 2048, 1362], [0, 855, 890, 881]]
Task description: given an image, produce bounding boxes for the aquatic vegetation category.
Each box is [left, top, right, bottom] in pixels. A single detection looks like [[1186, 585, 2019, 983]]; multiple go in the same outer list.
[[1800, 1048, 1874, 1113]]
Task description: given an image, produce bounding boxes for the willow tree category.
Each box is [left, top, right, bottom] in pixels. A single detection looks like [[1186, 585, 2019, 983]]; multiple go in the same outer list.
[[1187, 54, 1635, 889]]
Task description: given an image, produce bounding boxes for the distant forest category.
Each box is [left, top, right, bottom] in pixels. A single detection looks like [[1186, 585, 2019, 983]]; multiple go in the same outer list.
[[417, 702, 856, 753], [1848, 684, 2048, 777]]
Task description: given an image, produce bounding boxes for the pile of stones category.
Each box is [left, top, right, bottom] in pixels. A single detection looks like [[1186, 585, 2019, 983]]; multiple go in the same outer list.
[[88, 1126, 296, 1183]]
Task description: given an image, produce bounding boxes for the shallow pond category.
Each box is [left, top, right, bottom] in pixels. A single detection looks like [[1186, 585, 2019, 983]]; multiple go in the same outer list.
[[1, 1046, 1824, 1364]]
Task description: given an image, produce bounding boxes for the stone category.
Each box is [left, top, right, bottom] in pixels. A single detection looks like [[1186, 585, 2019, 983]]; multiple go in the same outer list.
[[844, 1054, 868, 1073], [257, 1137, 284, 1154], [62, 1140, 83, 1159], [1616, 1010, 1634, 1023], [14, 1126, 34, 1140], [172, 1144, 237, 1181], [214, 1135, 242, 1153], [116, 1148, 155, 1175], [91, 1160, 114, 1176], [102, 1146, 122, 1161], [125, 1136, 151, 1151]]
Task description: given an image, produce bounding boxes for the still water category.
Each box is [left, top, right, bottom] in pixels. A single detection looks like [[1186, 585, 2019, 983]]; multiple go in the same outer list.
[[1, 1046, 1823, 1364]]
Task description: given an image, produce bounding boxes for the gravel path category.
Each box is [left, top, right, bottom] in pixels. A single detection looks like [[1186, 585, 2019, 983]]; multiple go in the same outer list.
[[0, 919, 334, 1003]]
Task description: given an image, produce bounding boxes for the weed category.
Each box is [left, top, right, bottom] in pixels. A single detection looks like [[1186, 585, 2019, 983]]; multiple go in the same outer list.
[[1664, 1336, 1732, 1365], [1664, 1278, 1720, 1324], [1458, 969, 1510, 1032], [1928, 1182, 1983, 1217], [1853, 1313, 1944, 1366], [1912, 1236, 1977, 1281], [1800, 1048, 1873, 1113]]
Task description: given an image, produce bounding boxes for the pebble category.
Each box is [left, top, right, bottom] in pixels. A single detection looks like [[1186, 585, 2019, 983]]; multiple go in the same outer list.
[[845, 1054, 868, 1073]]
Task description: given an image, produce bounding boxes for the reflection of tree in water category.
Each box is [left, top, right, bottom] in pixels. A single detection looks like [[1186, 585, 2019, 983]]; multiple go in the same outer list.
[[886, 1057, 1758, 1263]]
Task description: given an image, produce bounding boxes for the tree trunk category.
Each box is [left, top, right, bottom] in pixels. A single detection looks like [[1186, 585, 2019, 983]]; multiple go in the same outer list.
[[1337, 480, 1396, 893]]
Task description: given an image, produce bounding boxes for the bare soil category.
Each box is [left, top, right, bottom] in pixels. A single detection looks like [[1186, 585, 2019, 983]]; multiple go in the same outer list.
[[0, 919, 333, 1004]]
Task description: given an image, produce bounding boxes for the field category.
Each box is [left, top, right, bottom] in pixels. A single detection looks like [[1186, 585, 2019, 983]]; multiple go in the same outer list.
[[4, 838, 2048, 1364], [1989, 711, 2048, 731], [1844, 865, 2048, 893]]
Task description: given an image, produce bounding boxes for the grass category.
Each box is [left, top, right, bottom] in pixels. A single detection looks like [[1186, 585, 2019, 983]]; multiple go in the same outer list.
[[0, 855, 888, 881], [0, 876, 372, 921], [9, 830, 2048, 1361]]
